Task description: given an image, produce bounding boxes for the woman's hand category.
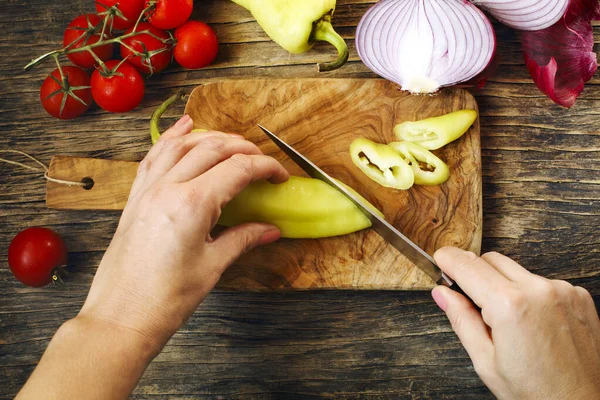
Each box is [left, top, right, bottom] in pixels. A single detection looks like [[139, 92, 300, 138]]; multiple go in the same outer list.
[[80, 115, 289, 350], [432, 247, 600, 400]]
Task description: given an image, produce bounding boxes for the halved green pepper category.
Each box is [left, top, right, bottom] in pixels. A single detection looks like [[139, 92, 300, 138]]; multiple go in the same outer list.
[[349, 138, 414, 190], [393, 109, 478, 150], [231, 0, 349, 71], [389, 142, 450, 186], [219, 176, 383, 238]]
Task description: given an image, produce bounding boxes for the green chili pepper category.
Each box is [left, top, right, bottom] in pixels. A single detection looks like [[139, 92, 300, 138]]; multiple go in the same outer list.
[[219, 176, 383, 238], [388, 142, 450, 186], [393, 109, 478, 150], [150, 92, 207, 145], [349, 138, 414, 190], [231, 0, 349, 71]]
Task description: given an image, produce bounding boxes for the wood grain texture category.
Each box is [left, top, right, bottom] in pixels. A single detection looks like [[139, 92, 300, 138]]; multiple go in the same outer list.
[[46, 156, 139, 210], [0, 0, 598, 398], [185, 79, 481, 290], [45, 79, 482, 290]]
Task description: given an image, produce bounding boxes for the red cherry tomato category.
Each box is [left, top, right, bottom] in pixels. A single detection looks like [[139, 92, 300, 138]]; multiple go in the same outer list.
[[8, 227, 68, 287], [174, 21, 218, 69], [91, 60, 145, 112], [145, 0, 193, 30], [40, 66, 92, 119], [95, 0, 146, 31], [120, 22, 172, 74], [63, 14, 114, 69]]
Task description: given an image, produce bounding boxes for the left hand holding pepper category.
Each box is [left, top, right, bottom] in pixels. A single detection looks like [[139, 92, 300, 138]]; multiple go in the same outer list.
[[82, 115, 290, 347], [17, 115, 290, 400]]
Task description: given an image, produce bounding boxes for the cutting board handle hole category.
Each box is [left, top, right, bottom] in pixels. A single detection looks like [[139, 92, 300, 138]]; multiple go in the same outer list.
[[81, 177, 94, 190]]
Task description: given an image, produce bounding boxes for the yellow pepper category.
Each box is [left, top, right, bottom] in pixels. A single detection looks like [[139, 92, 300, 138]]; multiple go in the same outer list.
[[349, 138, 414, 190], [393, 109, 478, 150], [150, 96, 382, 239], [231, 0, 349, 71], [219, 176, 383, 238], [388, 142, 450, 186]]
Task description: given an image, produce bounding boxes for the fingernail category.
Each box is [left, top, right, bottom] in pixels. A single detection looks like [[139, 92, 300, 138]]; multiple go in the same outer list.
[[432, 287, 448, 312], [174, 114, 191, 128], [228, 133, 244, 139], [258, 228, 281, 246]]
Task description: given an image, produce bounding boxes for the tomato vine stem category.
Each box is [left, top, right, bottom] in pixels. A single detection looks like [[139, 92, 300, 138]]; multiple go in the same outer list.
[[24, 3, 170, 71]]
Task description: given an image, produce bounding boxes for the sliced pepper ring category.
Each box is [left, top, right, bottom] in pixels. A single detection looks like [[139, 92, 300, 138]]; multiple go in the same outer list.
[[389, 142, 450, 186], [393, 109, 478, 150], [350, 137, 414, 190]]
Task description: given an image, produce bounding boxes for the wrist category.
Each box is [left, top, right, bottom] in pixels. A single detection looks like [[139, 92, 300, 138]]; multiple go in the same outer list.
[[64, 313, 164, 362]]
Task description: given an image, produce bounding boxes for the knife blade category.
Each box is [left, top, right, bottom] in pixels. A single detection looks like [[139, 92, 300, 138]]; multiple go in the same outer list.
[[258, 124, 454, 287]]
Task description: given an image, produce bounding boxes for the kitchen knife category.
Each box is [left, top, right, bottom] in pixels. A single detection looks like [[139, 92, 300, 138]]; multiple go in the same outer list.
[[258, 124, 455, 287]]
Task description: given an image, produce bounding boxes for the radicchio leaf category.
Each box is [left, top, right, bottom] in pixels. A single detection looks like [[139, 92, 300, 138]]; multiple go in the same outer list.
[[521, 0, 600, 108]]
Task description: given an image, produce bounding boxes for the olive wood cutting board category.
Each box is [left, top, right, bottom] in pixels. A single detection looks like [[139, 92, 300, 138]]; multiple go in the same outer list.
[[46, 79, 482, 290]]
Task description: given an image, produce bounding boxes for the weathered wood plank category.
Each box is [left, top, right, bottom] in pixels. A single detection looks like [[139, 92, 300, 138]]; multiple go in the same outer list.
[[0, 0, 598, 398]]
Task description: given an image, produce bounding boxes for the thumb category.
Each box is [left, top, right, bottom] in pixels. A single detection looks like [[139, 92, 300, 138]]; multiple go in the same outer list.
[[432, 286, 495, 376], [209, 223, 281, 270]]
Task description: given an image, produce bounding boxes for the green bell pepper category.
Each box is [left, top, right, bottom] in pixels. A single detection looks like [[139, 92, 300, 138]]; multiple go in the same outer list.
[[393, 109, 478, 150], [231, 0, 349, 71], [349, 137, 414, 190], [388, 142, 450, 186], [219, 176, 383, 238]]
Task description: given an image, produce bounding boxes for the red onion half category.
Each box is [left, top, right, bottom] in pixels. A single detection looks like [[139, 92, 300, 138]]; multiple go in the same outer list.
[[356, 0, 496, 94], [471, 0, 570, 31]]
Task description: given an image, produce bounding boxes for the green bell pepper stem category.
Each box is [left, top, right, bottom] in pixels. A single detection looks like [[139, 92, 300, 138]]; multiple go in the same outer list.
[[312, 14, 349, 72], [150, 91, 185, 145]]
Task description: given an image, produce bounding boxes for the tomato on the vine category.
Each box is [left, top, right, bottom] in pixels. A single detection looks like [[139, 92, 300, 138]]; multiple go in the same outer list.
[[174, 21, 218, 69], [40, 66, 92, 119], [91, 60, 145, 112], [8, 227, 68, 287], [145, 0, 193, 30], [95, 0, 146, 31], [63, 14, 114, 69], [120, 22, 172, 74]]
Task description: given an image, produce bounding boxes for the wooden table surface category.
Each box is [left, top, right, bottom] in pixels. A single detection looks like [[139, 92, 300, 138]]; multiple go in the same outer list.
[[1, 1, 599, 398]]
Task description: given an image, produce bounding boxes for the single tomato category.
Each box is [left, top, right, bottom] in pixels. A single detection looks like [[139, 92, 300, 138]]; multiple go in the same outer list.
[[8, 227, 68, 287], [145, 0, 193, 30], [91, 60, 145, 112], [63, 14, 114, 69], [120, 22, 172, 74], [174, 21, 218, 69], [95, 0, 146, 31], [40, 66, 92, 119]]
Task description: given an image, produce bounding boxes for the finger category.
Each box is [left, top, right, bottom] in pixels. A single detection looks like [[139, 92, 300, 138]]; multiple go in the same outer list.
[[164, 136, 265, 183], [145, 115, 194, 168], [434, 246, 512, 309], [480, 252, 533, 283], [132, 116, 194, 194], [191, 154, 289, 209], [574, 286, 600, 328], [145, 131, 245, 187], [208, 223, 281, 272], [432, 286, 495, 381]]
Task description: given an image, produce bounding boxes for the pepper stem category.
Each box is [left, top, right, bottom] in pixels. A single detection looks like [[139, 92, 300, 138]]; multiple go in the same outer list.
[[150, 91, 185, 144], [311, 12, 348, 72]]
